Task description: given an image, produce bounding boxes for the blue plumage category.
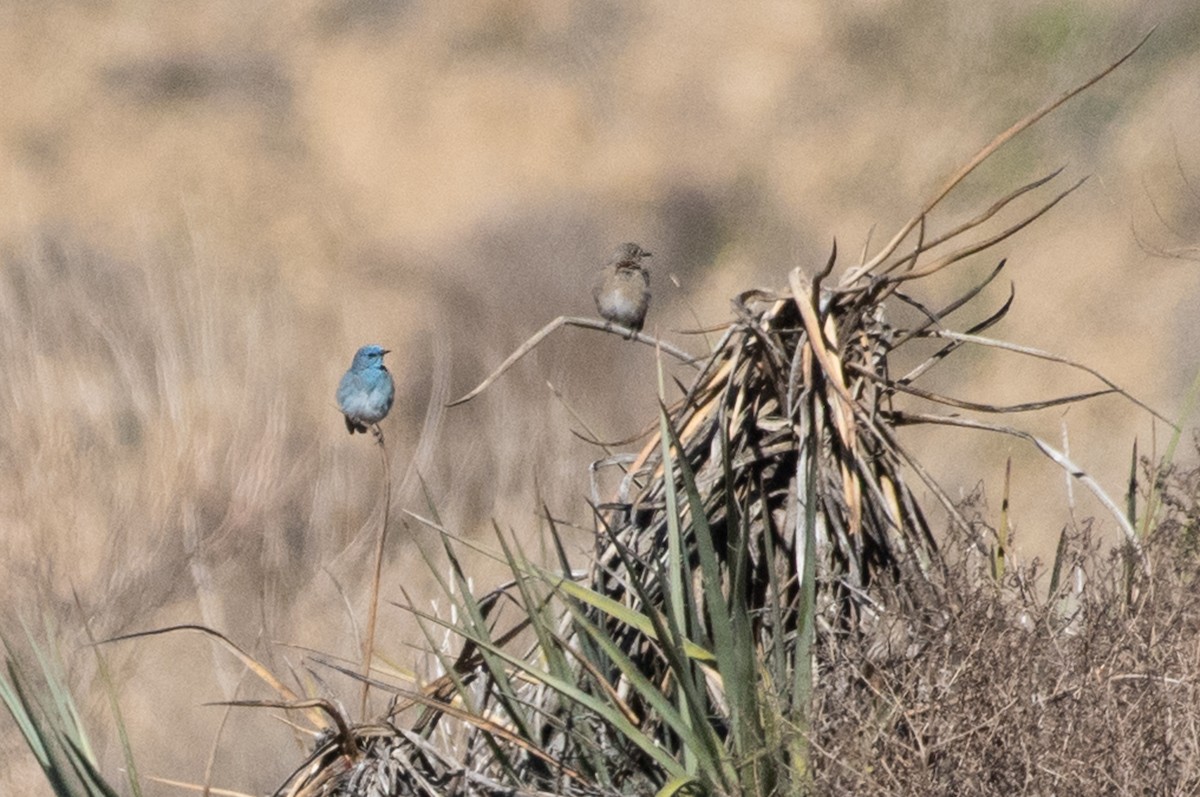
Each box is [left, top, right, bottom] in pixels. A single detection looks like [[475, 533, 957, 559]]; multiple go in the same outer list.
[[336, 344, 395, 434]]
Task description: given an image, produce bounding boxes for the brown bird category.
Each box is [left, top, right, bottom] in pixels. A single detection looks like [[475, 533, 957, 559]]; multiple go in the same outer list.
[[592, 242, 652, 338]]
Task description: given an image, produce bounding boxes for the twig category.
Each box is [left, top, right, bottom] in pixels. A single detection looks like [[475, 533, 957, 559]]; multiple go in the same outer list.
[[209, 697, 357, 760], [922, 329, 1175, 427], [888, 259, 1010, 351], [848, 362, 1115, 413], [894, 411, 1149, 575], [97, 624, 324, 729], [448, 316, 700, 407]]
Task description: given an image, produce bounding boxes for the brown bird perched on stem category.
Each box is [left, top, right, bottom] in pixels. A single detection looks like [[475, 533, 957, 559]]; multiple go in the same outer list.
[[592, 242, 651, 339]]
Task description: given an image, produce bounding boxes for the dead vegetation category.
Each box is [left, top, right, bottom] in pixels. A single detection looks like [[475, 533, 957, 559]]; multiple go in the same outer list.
[[814, 507, 1200, 795]]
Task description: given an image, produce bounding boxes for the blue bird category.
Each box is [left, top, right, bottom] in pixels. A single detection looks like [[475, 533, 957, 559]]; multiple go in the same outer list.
[[336, 344, 395, 435]]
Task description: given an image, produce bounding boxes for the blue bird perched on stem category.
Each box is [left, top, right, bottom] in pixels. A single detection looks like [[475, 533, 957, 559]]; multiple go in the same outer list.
[[337, 344, 395, 435]]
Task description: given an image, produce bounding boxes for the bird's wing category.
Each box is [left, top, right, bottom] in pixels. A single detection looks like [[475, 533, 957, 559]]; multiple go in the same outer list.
[[592, 265, 614, 302], [336, 370, 364, 407]]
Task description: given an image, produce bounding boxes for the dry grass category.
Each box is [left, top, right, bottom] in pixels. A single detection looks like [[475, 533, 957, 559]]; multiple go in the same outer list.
[[814, 505, 1200, 795]]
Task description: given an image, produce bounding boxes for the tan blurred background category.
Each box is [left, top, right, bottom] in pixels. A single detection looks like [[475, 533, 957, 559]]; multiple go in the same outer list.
[[2, 0, 1199, 792]]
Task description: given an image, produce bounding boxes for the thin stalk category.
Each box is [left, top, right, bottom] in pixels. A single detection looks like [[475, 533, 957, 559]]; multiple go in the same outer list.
[[448, 316, 699, 407], [993, 457, 1011, 582], [360, 426, 393, 719]]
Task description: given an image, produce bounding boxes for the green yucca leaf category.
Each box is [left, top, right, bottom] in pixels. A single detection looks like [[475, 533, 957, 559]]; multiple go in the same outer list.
[[1126, 438, 1138, 533], [444, 522, 536, 745], [495, 526, 567, 675], [412, 535, 529, 782], [537, 513, 621, 785], [791, 401, 819, 781], [24, 616, 94, 765], [656, 360, 703, 782], [422, 532, 530, 782], [540, 574, 716, 664], [1, 626, 123, 797], [401, 602, 691, 782], [400, 583, 480, 711], [1, 656, 51, 767], [60, 736, 121, 797], [608, 509, 733, 788], [562, 600, 719, 775], [758, 474, 789, 694], [398, 582, 538, 788], [655, 773, 702, 796], [1048, 525, 1070, 600], [567, 526, 729, 784], [718, 406, 779, 794], [76, 602, 142, 797], [664, 400, 770, 793], [1, 657, 75, 794], [495, 524, 613, 778]]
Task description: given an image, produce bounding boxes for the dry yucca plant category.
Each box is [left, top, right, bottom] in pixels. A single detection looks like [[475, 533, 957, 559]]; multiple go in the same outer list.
[[256, 35, 1170, 797]]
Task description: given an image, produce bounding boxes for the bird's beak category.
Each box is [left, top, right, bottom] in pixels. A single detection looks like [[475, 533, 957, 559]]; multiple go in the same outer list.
[[383, 349, 391, 355]]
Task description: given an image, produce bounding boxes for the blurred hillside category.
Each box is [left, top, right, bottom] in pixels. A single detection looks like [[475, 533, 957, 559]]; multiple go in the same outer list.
[[2, 1, 1200, 792]]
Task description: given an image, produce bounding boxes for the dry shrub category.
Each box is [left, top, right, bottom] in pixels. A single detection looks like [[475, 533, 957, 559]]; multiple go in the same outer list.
[[813, 495, 1200, 795]]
